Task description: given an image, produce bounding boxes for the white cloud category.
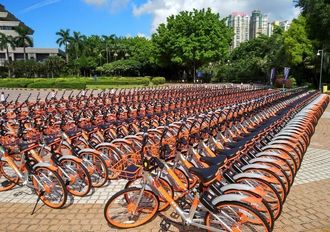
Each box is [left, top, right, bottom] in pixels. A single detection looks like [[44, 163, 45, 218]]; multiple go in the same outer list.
[[83, 0, 131, 11], [21, 0, 61, 13], [83, 0, 106, 5], [133, 0, 300, 32]]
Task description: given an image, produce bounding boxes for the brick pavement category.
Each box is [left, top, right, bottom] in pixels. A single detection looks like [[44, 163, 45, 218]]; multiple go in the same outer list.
[[0, 98, 330, 231]]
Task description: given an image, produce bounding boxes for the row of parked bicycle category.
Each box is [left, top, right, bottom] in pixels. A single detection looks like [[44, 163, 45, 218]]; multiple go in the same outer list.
[[100, 89, 328, 231], [0, 86, 328, 231], [0, 86, 276, 202]]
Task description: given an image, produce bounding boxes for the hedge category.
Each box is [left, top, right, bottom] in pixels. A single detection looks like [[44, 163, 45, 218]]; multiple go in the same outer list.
[[87, 77, 150, 86], [0, 76, 165, 89], [151, 77, 166, 85]]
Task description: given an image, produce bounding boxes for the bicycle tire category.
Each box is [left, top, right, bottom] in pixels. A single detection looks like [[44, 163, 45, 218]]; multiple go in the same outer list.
[[204, 200, 270, 232], [104, 187, 159, 229]]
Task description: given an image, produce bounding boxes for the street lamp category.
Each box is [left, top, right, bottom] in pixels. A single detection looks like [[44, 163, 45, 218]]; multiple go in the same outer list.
[[114, 52, 118, 61], [317, 49, 324, 92]]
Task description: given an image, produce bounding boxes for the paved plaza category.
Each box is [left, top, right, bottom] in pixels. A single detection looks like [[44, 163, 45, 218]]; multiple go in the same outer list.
[[0, 93, 329, 231]]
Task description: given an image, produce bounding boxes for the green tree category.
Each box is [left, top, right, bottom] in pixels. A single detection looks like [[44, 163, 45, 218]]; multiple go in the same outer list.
[[283, 16, 313, 66], [0, 33, 16, 77], [56, 29, 71, 63], [44, 56, 65, 78], [152, 8, 233, 81], [70, 31, 86, 60], [14, 26, 33, 61], [296, 0, 330, 46]]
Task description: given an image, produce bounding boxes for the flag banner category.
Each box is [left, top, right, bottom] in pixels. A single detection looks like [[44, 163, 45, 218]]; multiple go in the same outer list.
[[284, 67, 290, 81], [270, 68, 276, 84]]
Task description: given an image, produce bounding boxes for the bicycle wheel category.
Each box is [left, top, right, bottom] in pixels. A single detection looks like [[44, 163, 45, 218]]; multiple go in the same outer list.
[[96, 145, 122, 179], [235, 177, 283, 220], [79, 151, 108, 188], [222, 189, 274, 231], [59, 158, 92, 197], [0, 161, 19, 192], [104, 187, 159, 229], [205, 201, 270, 232], [32, 166, 68, 209], [125, 177, 173, 211], [243, 168, 287, 201]]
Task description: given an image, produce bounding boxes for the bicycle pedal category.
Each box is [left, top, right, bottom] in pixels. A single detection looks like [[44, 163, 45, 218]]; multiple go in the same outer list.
[[160, 219, 171, 231], [1, 180, 11, 187], [169, 211, 180, 219]]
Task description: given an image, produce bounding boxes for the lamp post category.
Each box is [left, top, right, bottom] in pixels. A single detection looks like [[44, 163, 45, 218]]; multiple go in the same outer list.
[[114, 52, 118, 61], [317, 49, 324, 92]]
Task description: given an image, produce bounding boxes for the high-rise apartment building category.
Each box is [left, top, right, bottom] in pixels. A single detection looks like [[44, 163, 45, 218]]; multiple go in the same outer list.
[[249, 10, 269, 39], [227, 12, 250, 48]]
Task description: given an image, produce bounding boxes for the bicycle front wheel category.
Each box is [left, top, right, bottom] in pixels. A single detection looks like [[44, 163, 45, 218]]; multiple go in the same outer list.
[[104, 187, 159, 229], [59, 158, 92, 197], [0, 161, 19, 192], [205, 201, 270, 232], [32, 166, 68, 209]]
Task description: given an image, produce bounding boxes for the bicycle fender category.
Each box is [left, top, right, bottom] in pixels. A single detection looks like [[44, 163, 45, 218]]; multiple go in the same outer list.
[[58, 155, 81, 163], [34, 162, 57, 172], [220, 183, 256, 193], [211, 193, 247, 205], [78, 148, 101, 156], [240, 163, 271, 171], [232, 172, 266, 181], [95, 142, 117, 150]]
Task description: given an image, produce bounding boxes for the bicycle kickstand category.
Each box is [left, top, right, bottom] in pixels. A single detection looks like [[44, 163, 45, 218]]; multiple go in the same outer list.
[[31, 190, 45, 215]]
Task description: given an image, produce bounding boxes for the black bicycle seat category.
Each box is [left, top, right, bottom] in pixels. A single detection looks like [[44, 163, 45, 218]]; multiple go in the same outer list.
[[200, 152, 228, 166], [189, 164, 220, 184]]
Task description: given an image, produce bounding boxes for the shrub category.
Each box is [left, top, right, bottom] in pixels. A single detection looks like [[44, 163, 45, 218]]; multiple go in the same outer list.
[[0, 78, 33, 88], [151, 77, 166, 85], [100, 60, 142, 76], [274, 77, 292, 88]]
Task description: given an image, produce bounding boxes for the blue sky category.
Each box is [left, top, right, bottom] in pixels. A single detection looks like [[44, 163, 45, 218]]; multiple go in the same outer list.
[[1, 0, 299, 48]]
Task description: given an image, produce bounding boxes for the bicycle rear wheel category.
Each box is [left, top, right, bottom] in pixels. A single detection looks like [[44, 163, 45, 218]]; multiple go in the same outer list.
[[205, 201, 270, 232], [104, 187, 159, 229]]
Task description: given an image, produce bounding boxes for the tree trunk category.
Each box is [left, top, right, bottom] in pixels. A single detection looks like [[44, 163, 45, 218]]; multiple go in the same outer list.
[[23, 46, 26, 61], [65, 43, 69, 63], [193, 61, 196, 83], [6, 47, 11, 78]]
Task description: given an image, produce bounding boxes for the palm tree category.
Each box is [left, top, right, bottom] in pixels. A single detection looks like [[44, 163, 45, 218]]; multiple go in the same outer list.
[[70, 31, 85, 60], [14, 26, 33, 61], [102, 34, 116, 63], [56, 29, 71, 63], [0, 33, 16, 77]]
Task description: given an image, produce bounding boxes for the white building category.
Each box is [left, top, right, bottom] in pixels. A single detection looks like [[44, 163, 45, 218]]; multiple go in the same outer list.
[[0, 4, 62, 66], [280, 20, 291, 31], [227, 12, 250, 48]]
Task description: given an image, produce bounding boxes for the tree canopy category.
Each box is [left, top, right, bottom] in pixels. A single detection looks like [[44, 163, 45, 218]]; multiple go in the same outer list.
[[152, 8, 233, 81]]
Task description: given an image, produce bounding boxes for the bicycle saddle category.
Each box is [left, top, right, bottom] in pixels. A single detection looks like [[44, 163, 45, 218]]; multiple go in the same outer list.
[[189, 164, 220, 184], [200, 152, 228, 166]]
